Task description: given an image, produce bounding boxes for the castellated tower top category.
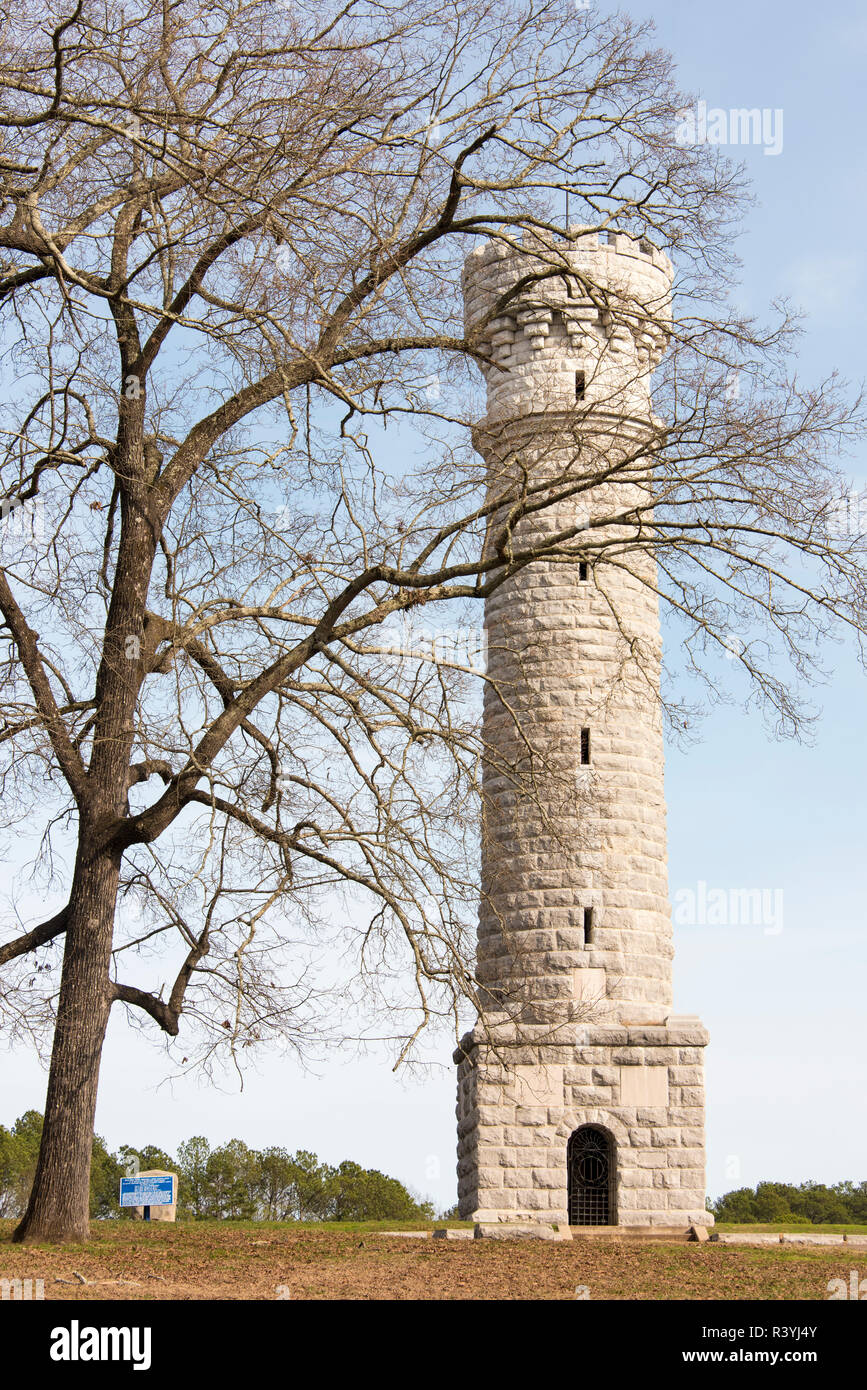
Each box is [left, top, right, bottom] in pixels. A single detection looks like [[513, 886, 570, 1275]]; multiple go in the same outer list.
[[462, 226, 673, 424]]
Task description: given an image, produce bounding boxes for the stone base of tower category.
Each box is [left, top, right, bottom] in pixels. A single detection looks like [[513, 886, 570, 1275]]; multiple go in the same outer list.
[[454, 1018, 712, 1228]]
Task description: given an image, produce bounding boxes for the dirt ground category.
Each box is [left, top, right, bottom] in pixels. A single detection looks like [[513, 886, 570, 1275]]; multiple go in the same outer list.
[[0, 1221, 860, 1300]]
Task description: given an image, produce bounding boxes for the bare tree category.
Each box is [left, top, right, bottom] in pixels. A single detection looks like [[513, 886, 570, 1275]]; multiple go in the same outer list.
[[0, 0, 863, 1241]]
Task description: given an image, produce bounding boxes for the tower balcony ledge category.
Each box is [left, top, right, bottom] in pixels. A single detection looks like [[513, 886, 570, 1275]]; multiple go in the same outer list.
[[453, 1014, 709, 1065]]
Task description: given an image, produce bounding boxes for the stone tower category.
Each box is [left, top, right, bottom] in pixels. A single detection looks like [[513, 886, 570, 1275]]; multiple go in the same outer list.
[[454, 227, 711, 1229]]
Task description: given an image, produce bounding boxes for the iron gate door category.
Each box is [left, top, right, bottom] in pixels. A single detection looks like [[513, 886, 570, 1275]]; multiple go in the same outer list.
[[568, 1125, 615, 1225]]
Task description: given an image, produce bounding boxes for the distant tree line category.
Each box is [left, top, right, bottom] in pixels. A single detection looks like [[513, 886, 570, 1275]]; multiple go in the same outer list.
[[0, 1112, 436, 1222], [710, 1182, 867, 1225]]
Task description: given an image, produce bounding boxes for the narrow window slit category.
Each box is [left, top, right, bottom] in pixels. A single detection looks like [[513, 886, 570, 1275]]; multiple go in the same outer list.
[[580, 727, 591, 765], [579, 560, 588, 581], [575, 370, 586, 401], [583, 906, 594, 944]]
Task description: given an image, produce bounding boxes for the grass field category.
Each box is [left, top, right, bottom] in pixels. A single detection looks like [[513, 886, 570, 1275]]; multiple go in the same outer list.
[[2, 1220, 865, 1300]]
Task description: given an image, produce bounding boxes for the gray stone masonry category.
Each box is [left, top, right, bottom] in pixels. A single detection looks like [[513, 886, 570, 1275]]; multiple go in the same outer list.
[[455, 227, 711, 1228]]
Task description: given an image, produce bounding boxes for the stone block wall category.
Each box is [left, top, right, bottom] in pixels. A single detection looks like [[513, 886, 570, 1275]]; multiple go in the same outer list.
[[455, 1023, 711, 1227], [455, 227, 710, 1225]]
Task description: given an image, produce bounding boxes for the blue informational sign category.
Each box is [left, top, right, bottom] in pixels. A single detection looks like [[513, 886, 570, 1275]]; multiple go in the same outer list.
[[119, 1175, 175, 1207]]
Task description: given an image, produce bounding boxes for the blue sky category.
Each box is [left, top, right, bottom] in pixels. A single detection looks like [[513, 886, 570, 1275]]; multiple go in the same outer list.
[[637, 0, 867, 1201], [4, 0, 866, 1212]]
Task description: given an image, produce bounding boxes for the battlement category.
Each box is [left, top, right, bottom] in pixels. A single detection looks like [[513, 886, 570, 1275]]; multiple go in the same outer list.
[[463, 227, 672, 420]]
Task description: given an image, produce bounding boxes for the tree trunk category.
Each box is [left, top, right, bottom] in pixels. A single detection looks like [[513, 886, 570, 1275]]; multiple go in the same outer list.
[[13, 839, 120, 1243]]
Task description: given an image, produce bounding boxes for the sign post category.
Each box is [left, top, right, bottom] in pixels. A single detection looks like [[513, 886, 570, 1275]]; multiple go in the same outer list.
[[119, 1170, 178, 1222]]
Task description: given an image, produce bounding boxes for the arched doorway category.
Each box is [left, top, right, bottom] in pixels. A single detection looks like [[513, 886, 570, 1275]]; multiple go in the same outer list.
[[567, 1125, 615, 1226]]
